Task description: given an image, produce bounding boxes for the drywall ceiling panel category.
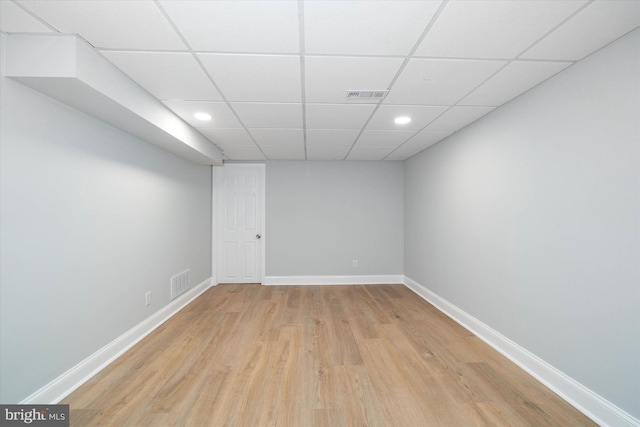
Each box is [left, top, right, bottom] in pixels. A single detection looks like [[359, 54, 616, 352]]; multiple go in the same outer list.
[[199, 54, 301, 103], [424, 106, 495, 132], [386, 130, 452, 160], [521, 0, 640, 60], [305, 104, 376, 129], [0, 1, 53, 33], [304, 0, 442, 55], [163, 101, 243, 128], [305, 56, 403, 103], [306, 129, 360, 146], [231, 103, 303, 129], [356, 130, 415, 147], [159, 0, 299, 53], [306, 145, 351, 160], [367, 105, 448, 131], [198, 128, 255, 146], [218, 144, 266, 161], [415, 0, 586, 59], [102, 51, 221, 101], [346, 145, 396, 161], [18, 0, 185, 50], [460, 61, 572, 106], [385, 58, 506, 105], [260, 144, 306, 160], [249, 128, 304, 146]]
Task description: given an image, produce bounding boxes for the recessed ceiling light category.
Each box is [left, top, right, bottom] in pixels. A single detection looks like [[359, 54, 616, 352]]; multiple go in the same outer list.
[[194, 112, 212, 121], [394, 116, 411, 125]]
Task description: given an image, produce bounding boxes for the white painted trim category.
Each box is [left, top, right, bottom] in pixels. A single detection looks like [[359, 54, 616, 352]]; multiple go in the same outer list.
[[20, 277, 214, 405], [403, 276, 640, 427], [264, 275, 404, 286], [211, 166, 219, 286]]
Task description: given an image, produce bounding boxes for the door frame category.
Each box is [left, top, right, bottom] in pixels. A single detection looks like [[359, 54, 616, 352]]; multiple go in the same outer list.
[[212, 163, 266, 285]]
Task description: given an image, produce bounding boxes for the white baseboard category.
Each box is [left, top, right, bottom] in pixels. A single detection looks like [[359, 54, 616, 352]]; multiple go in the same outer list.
[[403, 276, 639, 427], [20, 277, 213, 405], [264, 274, 404, 286]]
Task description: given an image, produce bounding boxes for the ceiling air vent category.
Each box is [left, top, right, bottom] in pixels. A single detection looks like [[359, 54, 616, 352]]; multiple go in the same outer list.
[[346, 90, 389, 101]]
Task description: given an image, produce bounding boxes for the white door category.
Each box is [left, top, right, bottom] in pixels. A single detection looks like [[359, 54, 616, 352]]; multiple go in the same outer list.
[[217, 164, 264, 284]]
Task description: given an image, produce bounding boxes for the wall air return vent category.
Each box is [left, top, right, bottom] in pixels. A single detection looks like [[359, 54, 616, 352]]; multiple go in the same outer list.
[[346, 90, 389, 101]]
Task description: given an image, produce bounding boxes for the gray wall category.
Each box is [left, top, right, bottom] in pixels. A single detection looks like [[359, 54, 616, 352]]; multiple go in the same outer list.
[[266, 161, 404, 276], [0, 40, 212, 402], [405, 29, 639, 417]]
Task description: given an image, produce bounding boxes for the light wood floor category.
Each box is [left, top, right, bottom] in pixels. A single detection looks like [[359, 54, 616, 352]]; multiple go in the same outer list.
[[64, 284, 595, 426]]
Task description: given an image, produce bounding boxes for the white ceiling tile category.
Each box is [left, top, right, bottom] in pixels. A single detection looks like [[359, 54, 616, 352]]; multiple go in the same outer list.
[[304, 1, 442, 55], [231, 103, 303, 128], [162, 101, 242, 128], [1, 1, 53, 33], [199, 54, 301, 103], [415, 0, 587, 59], [305, 104, 376, 129], [460, 61, 572, 106], [424, 106, 495, 132], [101, 51, 221, 101], [198, 129, 255, 146], [367, 105, 448, 131], [160, 0, 299, 53], [307, 145, 351, 161], [218, 144, 266, 161], [357, 130, 415, 147], [386, 131, 451, 160], [346, 146, 396, 161], [306, 130, 360, 146], [305, 56, 404, 103], [261, 145, 306, 160], [385, 58, 506, 105], [521, 1, 640, 61], [249, 129, 304, 146], [18, 0, 185, 50]]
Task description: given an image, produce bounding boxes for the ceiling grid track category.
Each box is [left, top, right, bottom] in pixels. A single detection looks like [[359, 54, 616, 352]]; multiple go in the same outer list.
[[342, 0, 451, 160], [382, 0, 594, 161], [6, 0, 637, 162], [152, 0, 269, 161]]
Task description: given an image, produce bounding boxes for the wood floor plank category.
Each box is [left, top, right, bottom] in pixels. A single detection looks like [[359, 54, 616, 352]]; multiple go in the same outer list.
[[63, 284, 596, 426]]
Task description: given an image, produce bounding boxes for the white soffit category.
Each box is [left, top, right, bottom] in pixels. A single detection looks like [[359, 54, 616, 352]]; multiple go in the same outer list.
[[3, 34, 223, 166]]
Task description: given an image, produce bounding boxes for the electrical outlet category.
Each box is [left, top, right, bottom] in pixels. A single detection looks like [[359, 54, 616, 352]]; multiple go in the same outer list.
[[352, 259, 358, 268], [145, 291, 152, 306]]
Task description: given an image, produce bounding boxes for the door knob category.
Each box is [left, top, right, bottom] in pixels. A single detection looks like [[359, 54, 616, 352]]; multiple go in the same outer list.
[[256, 234, 262, 239]]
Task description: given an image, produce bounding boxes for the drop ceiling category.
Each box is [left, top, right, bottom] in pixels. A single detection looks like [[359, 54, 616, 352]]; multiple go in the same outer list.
[[2, 0, 639, 162]]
